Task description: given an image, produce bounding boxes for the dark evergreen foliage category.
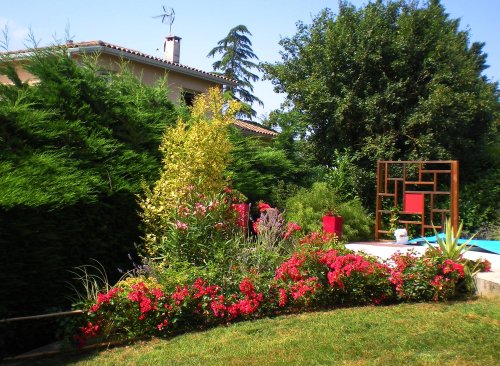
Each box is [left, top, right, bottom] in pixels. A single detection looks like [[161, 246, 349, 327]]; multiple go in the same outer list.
[[208, 25, 264, 119], [0, 45, 178, 324], [227, 127, 295, 204]]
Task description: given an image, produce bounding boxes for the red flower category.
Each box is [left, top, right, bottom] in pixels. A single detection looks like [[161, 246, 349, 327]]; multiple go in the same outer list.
[[210, 295, 227, 317], [442, 260, 464, 277], [327, 270, 344, 289], [430, 275, 444, 289], [171, 285, 190, 305], [227, 303, 240, 320], [283, 222, 302, 239], [239, 278, 255, 296], [278, 288, 288, 307], [90, 287, 122, 313], [481, 259, 492, 272], [290, 277, 320, 300], [150, 288, 165, 300], [157, 318, 169, 331], [275, 253, 306, 281], [193, 277, 220, 299], [258, 202, 271, 212]]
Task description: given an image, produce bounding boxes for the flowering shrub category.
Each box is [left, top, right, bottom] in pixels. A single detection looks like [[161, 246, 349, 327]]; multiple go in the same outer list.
[[387, 251, 469, 301], [252, 202, 301, 244], [232, 203, 303, 280], [148, 186, 243, 266], [139, 88, 241, 260], [73, 234, 489, 347], [273, 245, 392, 309], [74, 276, 265, 346]]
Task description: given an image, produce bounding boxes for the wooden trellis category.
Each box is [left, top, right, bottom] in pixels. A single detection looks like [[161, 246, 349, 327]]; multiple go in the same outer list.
[[375, 160, 459, 241]]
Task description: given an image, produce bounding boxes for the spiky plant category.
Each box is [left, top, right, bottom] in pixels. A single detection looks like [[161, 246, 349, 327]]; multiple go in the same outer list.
[[425, 218, 476, 261]]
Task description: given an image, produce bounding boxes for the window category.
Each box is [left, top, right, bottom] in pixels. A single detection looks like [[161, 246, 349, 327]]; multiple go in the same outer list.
[[182, 90, 199, 106]]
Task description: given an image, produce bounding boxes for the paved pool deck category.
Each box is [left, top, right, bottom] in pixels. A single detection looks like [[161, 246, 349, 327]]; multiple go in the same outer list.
[[346, 242, 500, 296]]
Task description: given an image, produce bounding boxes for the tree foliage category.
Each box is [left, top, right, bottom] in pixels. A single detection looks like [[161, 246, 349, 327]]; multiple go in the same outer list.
[[0, 45, 178, 322], [263, 0, 499, 181], [208, 25, 264, 119], [227, 127, 296, 204], [0, 46, 177, 208]]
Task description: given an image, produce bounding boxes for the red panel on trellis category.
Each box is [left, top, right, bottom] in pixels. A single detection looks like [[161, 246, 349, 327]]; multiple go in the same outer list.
[[404, 193, 424, 214]]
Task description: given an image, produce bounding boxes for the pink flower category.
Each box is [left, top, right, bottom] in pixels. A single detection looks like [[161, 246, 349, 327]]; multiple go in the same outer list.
[[195, 202, 207, 216], [253, 218, 261, 234], [176, 220, 188, 230], [284, 222, 302, 239]]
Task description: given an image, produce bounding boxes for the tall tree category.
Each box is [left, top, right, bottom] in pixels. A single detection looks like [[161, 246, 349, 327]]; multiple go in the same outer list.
[[208, 25, 264, 119], [263, 0, 499, 182]]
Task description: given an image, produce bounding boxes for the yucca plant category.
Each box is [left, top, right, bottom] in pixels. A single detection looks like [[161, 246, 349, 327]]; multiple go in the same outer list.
[[425, 218, 476, 261]]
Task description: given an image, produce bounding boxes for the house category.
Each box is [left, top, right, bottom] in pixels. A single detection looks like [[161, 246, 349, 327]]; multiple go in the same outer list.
[[0, 36, 277, 138]]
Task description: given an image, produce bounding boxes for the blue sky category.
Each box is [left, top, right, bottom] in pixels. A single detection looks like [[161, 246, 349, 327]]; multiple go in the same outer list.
[[2, 0, 499, 120]]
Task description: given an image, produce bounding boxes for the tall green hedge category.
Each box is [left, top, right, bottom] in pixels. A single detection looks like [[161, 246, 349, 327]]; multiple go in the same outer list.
[[0, 46, 178, 321]]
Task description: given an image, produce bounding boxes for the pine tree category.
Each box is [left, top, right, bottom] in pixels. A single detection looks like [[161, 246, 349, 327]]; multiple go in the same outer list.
[[208, 25, 263, 119]]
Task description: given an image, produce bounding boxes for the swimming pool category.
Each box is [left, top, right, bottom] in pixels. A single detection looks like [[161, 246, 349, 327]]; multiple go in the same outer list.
[[408, 234, 500, 254]]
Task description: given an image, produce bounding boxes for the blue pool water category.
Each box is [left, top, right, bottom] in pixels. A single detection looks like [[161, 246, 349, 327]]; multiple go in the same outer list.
[[408, 234, 500, 254]]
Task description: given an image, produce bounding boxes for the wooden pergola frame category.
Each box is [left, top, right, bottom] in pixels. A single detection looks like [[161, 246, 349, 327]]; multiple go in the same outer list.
[[375, 160, 459, 241]]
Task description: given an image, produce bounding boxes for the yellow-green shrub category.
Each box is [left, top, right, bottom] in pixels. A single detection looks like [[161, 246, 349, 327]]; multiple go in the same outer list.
[[139, 88, 241, 259]]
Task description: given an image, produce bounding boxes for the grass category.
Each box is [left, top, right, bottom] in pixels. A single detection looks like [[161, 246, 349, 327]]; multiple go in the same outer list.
[[29, 297, 500, 366]]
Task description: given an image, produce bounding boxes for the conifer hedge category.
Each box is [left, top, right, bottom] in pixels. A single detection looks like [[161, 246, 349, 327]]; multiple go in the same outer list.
[[0, 46, 179, 321]]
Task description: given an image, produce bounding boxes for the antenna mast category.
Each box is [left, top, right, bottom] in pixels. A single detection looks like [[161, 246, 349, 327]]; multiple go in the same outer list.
[[153, 5, 175, 35]]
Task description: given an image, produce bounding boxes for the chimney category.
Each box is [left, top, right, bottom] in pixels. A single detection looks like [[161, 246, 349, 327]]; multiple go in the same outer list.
[[164, 35, 181, 63]]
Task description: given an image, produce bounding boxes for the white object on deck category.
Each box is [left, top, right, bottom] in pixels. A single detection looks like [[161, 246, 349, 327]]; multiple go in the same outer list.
[[394, 228, 408, 244]]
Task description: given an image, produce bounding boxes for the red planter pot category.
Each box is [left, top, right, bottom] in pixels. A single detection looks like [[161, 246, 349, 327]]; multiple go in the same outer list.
[[322, 215, 343, 239], [231, 203, 250, 229]]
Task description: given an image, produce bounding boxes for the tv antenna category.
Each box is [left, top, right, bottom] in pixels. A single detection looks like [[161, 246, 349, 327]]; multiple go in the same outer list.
[[153, 5, 175, 35]]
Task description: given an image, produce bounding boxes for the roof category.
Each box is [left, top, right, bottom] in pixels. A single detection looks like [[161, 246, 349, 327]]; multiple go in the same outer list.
[[234, 120, 278, 137], [2, 41, 276, 138], [2, 40, 237, 87]]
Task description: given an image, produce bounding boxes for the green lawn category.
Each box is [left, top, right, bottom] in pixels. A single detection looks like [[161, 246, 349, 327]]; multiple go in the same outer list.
[[31, 297, 500, 366]]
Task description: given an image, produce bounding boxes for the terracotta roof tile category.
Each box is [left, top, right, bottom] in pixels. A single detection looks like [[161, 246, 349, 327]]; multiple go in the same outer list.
[[234, 120, 278, 137], [2, 40, 236, 85]]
